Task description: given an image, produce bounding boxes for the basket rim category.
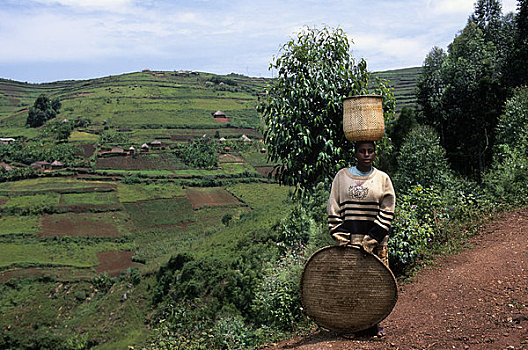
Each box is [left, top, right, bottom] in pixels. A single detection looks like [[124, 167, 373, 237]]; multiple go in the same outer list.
[[343, 94, 383, 101], [300, 245, 398, 333]]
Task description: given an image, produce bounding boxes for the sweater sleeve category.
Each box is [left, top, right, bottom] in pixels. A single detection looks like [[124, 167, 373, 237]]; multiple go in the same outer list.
[[368, 174, 396, 242], [327, 171, 344, 235]]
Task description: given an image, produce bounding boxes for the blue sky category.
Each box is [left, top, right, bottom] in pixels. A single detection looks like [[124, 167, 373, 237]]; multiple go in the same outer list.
[[0, 0, 519, 83]]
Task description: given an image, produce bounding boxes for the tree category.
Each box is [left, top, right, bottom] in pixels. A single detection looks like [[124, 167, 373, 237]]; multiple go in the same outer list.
[[394, 125, 452, 192], [415, 46, 447, 130], [26, 94, 61, 127], [259, 26, 395, 192]]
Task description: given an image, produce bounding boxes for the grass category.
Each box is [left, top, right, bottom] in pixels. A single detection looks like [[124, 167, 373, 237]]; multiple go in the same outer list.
[[226, 183, 291, 209], [123, 197, 196, 228], [0, 241, 132, 268], [59, 191, 120, 207], [0, 215, 40, 235], [117, 182, 185, 202], [0, 178, 114, 193], [1, 193, 60, 213], [69, 130, 98, 142]]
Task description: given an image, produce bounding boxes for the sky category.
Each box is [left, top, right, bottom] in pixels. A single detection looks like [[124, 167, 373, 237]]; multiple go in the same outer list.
[[0, 0, 520, 83]]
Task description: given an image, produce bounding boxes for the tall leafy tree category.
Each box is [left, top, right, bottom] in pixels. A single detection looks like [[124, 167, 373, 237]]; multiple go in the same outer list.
[[26, 94, 61, 127], [260, 26, 395, 192], [416, 1, 515, 179]]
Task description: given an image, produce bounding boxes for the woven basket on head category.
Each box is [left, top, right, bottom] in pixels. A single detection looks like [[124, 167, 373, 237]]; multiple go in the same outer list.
[[300, 245, 398, 333], [343, 95, 384, 141]]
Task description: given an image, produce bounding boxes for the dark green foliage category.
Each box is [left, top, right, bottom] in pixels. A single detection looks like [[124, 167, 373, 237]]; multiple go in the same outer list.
[[260, 26, 395, 191], [388, 107, 418, 152], [26, 94, 61, 127], [0, 139, 79, 165], [394, 125, 452, 192], [416, 1, 519, 178], [178, 136, 218, 169], [483, 87, 528, 204]]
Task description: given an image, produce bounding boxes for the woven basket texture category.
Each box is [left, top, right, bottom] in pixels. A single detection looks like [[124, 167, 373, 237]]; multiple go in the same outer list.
[[343, 95, 384, 141], [300, 245, 398, 333]]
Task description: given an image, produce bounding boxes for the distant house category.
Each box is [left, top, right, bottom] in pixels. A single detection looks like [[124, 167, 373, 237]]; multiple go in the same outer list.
[[240, 134, 251, 142], [218, 137, 227, 143], [0, 138, 15, 145], [150, 140, 162, 148], [129, 146, 135, 155], [141, 143, 150, 152], [0, 162, 13, 171], [111, 146, 125, 154], [51, 160, 64, 169], [213, 110, 226, 118], [31, 161, 51, 170]]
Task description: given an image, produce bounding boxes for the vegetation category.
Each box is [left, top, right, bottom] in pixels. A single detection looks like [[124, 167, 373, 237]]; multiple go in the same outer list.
[[2, 5, 528, 348], [259, 26, 395, 191], [26, 94, 61, 127]]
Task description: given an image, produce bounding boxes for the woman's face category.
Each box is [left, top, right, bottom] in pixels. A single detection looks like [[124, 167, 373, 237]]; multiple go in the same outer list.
[[355, 142, 375, 171]]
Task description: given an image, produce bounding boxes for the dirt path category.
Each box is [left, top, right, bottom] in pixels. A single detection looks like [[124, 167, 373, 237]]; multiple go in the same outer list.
[[265, 209, 528, 350]]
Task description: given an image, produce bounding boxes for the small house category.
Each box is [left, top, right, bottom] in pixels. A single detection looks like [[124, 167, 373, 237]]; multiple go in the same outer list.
[[30, 161, 51, 170], [111, 146, 125, 154], [218, 137, 227, 143], [240, 135, 251, 142], [0, 138, 15, 145], [141, 143, 150, 152], [150, 140, 162, 148], [51, 160, 64, 169], [129, 146, 135, 155], [0, 162, 13, 171]]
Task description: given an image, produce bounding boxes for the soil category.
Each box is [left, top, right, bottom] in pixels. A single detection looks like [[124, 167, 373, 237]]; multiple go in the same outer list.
[[186, 187, 245, 209], [264, 208, 528, 350], [95, 250, 142, 277]]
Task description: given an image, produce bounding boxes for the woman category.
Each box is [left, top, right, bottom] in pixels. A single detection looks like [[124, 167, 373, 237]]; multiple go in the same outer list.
[[326, 140, 396, 337]]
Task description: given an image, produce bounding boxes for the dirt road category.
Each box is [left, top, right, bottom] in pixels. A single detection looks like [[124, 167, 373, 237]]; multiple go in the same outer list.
[[266, 209, 528, 349]]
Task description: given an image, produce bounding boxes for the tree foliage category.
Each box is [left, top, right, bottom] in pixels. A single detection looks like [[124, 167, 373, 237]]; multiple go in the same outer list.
[[259, 26, 395, 192], [26, 94, 61, 127], [416, 2, 514, 179], [178, 136, 218, 169], [394, 125, 452, 192]]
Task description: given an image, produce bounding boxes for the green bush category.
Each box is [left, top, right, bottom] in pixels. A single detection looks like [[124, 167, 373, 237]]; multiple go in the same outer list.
[[394, 124, 452, 192], [251, 250, 305, 330], [389, 187, 436, 272]]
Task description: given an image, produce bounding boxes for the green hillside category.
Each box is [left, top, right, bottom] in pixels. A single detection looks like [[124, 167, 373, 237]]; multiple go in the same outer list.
[[0, 71, 268, 139], [376, 66, 421, 113], [0, 67, 421, 349], [0, 67, 420, 139]]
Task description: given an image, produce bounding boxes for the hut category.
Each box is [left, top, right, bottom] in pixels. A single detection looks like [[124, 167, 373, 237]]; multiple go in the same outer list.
[[30, 161, 51, 170], [150, 140, 162, 149], [0, 162, 13, 171], [51, 160, 64, 169], [141, 143, 150, 152], [129, 146, 135, 155], [240, 134, 251, 142]]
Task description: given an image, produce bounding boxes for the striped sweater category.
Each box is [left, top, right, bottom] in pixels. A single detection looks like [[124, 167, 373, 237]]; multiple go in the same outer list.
[[327, 167, 395, 243]]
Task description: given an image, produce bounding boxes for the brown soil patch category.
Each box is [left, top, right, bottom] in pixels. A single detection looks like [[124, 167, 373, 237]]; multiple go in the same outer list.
[[265, 208, 528, 350], [0, 267, 93, 283], [255, 166, 275, 177], [77, 144, 96, 158], [40, 213, 121, 237], [219, 153, 245, 163], [214, 117, 230, 123], [186, 187, 245, 209], [70, 92, 93, 98], [9, 108, 28, 118], [0, 197, 8, 206], [96, 250, 142, 277]]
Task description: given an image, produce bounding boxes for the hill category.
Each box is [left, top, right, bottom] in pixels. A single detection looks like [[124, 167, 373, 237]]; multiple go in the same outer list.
[[0, 67, 420, 139], [375, 66, 421, 113]]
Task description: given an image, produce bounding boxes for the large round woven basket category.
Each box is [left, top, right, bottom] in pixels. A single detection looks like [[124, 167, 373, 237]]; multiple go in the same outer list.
[[343, 95, 384, 141], [300, 245, 398, 333]]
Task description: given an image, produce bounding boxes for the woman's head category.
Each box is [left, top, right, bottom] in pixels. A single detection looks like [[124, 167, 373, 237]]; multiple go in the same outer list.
[[354, 141, 376, 172]]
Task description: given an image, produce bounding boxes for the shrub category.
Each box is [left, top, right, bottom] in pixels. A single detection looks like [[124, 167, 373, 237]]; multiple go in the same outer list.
[[394, 124, 452, 192]]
